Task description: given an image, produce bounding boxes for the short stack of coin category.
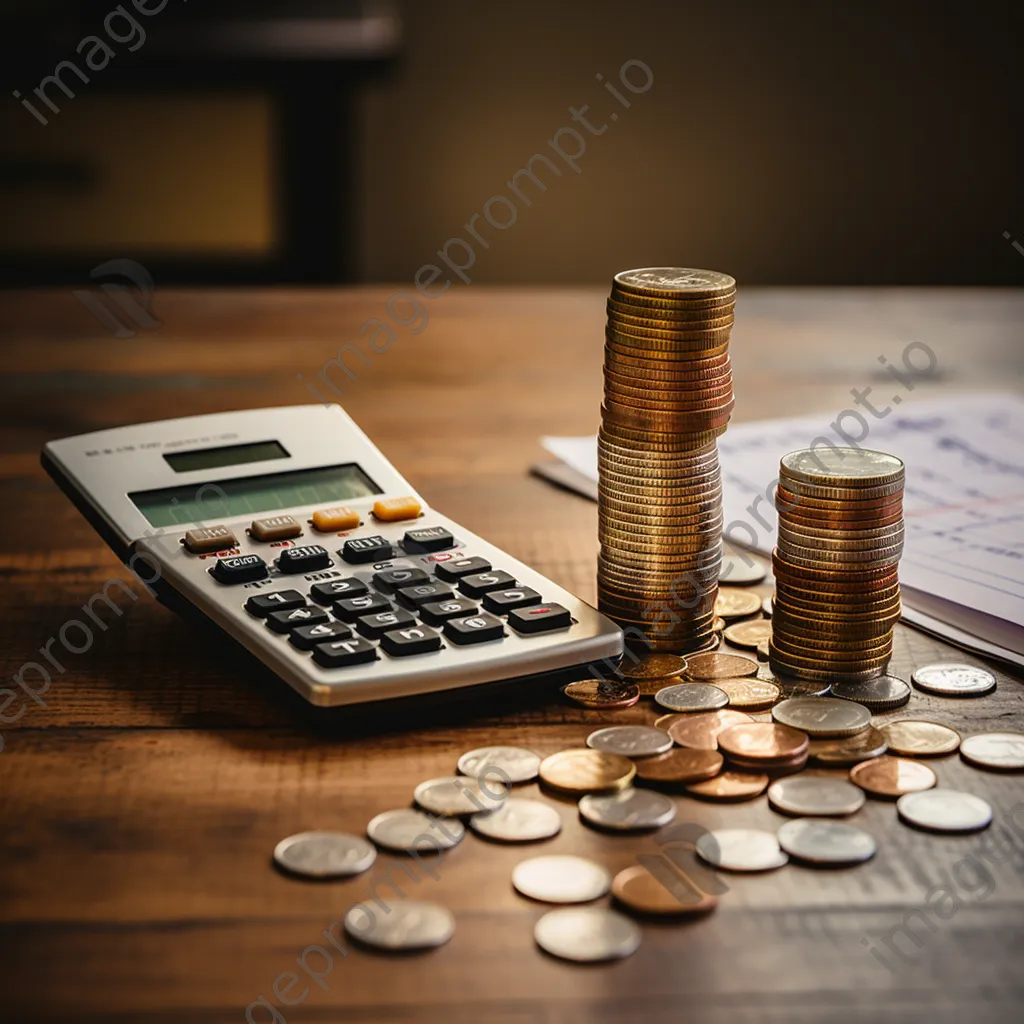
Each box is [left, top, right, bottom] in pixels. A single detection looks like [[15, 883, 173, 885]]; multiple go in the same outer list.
[[598, 268, 737, 654], [769, 448, 905, 682]]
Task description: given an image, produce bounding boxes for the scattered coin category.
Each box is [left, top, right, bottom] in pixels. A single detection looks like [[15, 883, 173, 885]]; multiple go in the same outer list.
[[715, 590, 763, 620], [911, 663, 997, 698], [685, 771, 770, 801], [896, 789, 993, 833], [695, 828, 788, 871], [470, 798, 562, 842], [654, 682, 730, 712], [579, 788, 677, 831], [619, 652, 688, 680], [831, 674, 911, 711], [534, 907, 641, 962], [344, 900, 454, 950], [654, 712, 687, 731], [539, 749, 636, 794], [771, 697, 871, 738], [880, 720, 961, 757], [667, 709, 754, 749], [772, 676, 833, 699], [587, 725, 674, 758], [367, 809, 465, 853], [273, 831, 377, 879], [634, 747, 724, 786], [850, 755, 937, 798], [458, 746, 542, 784], [776, 818, 877, 865], [611, 863, 718, 916], [717, 722, 809, 764], [808, 726, 888, 765], [685, 652, 759, 680], [724, 619, 772, 649], [512, 855, 612, 903], [960, 732, 1024, 771], [563, 678, 640, 709], [768, 776, 866, 816], [719, 553, 767, 585], [714, 677, 781, 711], [414, 775, 508, 816]]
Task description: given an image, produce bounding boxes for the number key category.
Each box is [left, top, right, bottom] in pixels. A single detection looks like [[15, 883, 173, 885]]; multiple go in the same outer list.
[[312, 636, 378, 668], [483, 586, 542, 614], [458, 570, 517, 598], [372, 567, 430, 593], [341, 535, 392, 564], [395, 582, 454, 610], [379, 625, 443, 657], [265, 605, 329, 634], [434, 556, 491, 582], [332, 593, 392, 622], [289, 621, 353, 650], [356, 608, 418, 639], [309, 578, 368, 604], [245, 589, 305, 617], [508, 603, 573, 634], [443, 612, 505, 645], [419, 597, 478, 626]]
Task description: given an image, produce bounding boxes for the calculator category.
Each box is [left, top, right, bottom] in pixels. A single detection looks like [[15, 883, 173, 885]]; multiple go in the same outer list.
[[42, 405, 623, 706]]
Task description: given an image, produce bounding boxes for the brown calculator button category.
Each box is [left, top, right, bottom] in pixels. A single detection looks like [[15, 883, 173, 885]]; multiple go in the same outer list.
[[311, 506, 360, 532], [182, 524, 237, 554], [249, 515, 302, 542], [372, 496, 422, 522]]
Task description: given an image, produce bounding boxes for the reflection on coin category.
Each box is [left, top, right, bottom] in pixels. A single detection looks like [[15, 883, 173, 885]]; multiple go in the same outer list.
[[911, 663, 997, 697], [534, 907, 641, 962], [896, 789, 993, 833], [655, 682, 729, 712], [719, 553, 767, 585], [685, 652, 759, 679], [776, 818, 877, 865], [367, 809, 465, 853], [850, 756, 937, 798], [457, 746, 541, 783], [668, 709, 753, 749], [715, 590, 762, 620], [414, 775, 508, 816], [539, 749, 636, 794], [696, 828, 788, 871], [718, 722, 809, 763], [714, 677, 781, 711], [757, 638, 770, 661], [773, 676, 833, 699], [612, 864, 717, 916], [619, 652, 689, 680], [712, 616, 727, 633], [344, 900, 454, 950], [724, 619, 772, 649], [768, 776, 866, 816], [831, 674, 911, 711], [579, 788, 677, 831], [762, 595, 773, 617], [809, 726, 887, 765], [772, 697, 871, 738], [587, 725, 674, 758], [512, 855, 612, 903], [686, 771, 769, 801], [470, 798, 562, 842], [634, 747, 723, 786], [273, 831, 377, 879], [880, 720, 961, 757], [960, 732, 1024, 771], [563, 678, 640, 709]]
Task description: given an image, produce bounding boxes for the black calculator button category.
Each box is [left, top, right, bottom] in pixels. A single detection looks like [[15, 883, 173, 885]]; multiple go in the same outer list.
[[341, 535, 393, 564], [309, 578, 368, 604], [211, 554, 268, 585], [434, 556, 491, 582], [332, 593, 393, 622], [245, 589, 306, 617], [419, 597, 479, 626], [312, 637, 378, 668], [379, 625, 443, 657], [508, 603, 573, 634], [356, 608, 418, 639], [395, 582, 455, 610], [402, 526, 455, 553], [265, 605, 329, 633], [289, 621, 353, 650], [443, 612, 505, 645], [458, 570, 518, 598], [277, 544, 332, 574], [483, 586, 543, 615], [372, 567, 431, 593]]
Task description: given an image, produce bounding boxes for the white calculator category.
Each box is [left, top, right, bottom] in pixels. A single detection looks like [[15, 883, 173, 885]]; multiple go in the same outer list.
[[42, 405, 623, 706]]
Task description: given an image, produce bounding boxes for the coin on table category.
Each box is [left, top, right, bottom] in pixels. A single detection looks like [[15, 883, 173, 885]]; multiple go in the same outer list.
[[831, 674, 911, 711], [724, 619, 772, 649], [587, 725, 673, 758], [719, 553, 767, 585], [668, 709, 754, 749], [539, 749, 636, 794], [414, 775, 508, 816], [634, 747, 724, 786], [619, 652, 688, 681], [762, 595, 773, 617], [880, 720, 961, 757], [715, 590, 762, 620], [768, 776, 866, 816], [273, 831, 377, 879], [686, 771, 770, 801], [773, 676, 833, 699], [808, 726, 887, 765], [718, 722, 809, 764], [960, 732, 1024, 771], [579, 787, 677, 831], [367, 809, 466, 853], [563, 678, 640, 709], [714, 677, 781, 711], [685, 652, 759, 680], [457, 746, 542, 784], [512, 854, 612, 903], [695, 828, 788, 872], [534, 906, 641, 962], [612, 863, 718, 916], [470, 798, 562, 842], [655, 682, 730, 712], [911, 663, 997, 698], [771, 697, 871, 738], [850, 755, 937, 798], [344, 900, 454, 950], [896, 789, 993, 833], [776, 818, 877, 865]]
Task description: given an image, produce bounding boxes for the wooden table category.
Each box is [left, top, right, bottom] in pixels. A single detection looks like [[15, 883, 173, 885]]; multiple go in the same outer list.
[[1, 287, 1022, 1023]]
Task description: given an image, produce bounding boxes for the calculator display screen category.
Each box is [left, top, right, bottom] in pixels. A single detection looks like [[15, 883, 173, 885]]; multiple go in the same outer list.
[[163, 440, 290, 473], [128, 464, 381, 528]]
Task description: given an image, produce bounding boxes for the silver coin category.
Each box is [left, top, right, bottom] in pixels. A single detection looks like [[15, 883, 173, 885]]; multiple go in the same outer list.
[[831, 674, 911, 711], [344, 900, 454, 950], [960, 732, 1024, 771], [273, 831, 377, 879], [512, 854, 612, 903], [776, 818, 877, 865], [654, 683, 730, 713], [768, 776, 866, 817], [896, 789, 993, 833], [911, 663, 997, 698], [771, 697, 871, 737], [414, 775, 508, 817], [367, 809, 465, 853], [586, 725, 673, 758], [695, 828, 788, 872], [719, 553, 767, 585], [457, 745, 541, 784], [772, 675, 832, 699], [534, 907, 641, 962], [578, 788, 677, 832], [762, 595, 773, 617], [470, 798, 562, 842]]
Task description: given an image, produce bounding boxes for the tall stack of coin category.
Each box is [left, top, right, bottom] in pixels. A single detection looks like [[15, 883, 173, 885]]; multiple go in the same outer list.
[[769, 448, 905, 682], [598, 268, 736, 653]]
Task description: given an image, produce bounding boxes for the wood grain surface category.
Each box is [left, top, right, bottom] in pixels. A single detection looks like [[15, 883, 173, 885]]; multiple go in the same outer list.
[[0, 287, 1022, 1024]]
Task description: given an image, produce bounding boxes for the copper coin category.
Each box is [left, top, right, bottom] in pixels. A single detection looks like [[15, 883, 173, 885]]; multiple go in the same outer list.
[[726, 751, 809, 774], [611, 864, 718, 916], [634, 747, 724, 786], [714, 677, 781, 711], [715, 590, 762, 620], [619, 653, 689, 681], [685, 771, 770, 801], [563, 678, 640, 709], [539, 750, 636, 794], [849, 755, 937, 798], [718, 723, 809, 763], [685, 652, 759, 680], [880, 721, 961, 757], [668, 710, 754, 750], [723, 620, 772, 649], [808, 726, 887, 765]]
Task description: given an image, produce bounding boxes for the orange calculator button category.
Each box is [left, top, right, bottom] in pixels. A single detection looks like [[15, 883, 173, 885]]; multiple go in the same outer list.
[[311, 506, 360, 532], [372, 496, 422, 522]]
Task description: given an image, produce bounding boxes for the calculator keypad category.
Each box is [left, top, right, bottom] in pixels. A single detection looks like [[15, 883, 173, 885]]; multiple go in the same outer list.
[[434, 556, 491, 582], [395, 582, 454, 610], [380, 625, 443, 656], [443, 612, 505, 645], [309, 578, 368, 604], [372, 567, 431, 593], [356, 608, 418, 639], [458, 570, 518, 598], [246, 589, 306, 617], [289, 621, 353, 650], [266, 605, 329, 633], [313, 637, 378, 667], [333, 593, 393, 621]]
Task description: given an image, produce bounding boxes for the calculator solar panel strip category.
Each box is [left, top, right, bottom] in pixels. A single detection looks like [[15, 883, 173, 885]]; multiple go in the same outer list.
[[42, 405, 624, 707]]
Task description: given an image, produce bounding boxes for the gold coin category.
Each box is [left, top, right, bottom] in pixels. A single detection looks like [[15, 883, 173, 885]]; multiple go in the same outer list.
[[634, 747, 724, 785], [562, 679, 641, 709], [610, 864, 719, 916], [712, 617, 726, 633], [612, 267, 737, 300], [684, 652, 758, 680], [880, 721, 961, 757], [714, 677, 781, 711], [666, 709, 754, 748], [849, 755, 936, 798], [539, 749, 636, 794], [808, 726, 888, 765], [609, 286, 736, 311], [757, 638, 770, 661], [779, 448, 905, 489], [685, 771, 769, 801], [714, 590, 762, 619], [617, 651, 689, 683], [723, 620, 772, 649]]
